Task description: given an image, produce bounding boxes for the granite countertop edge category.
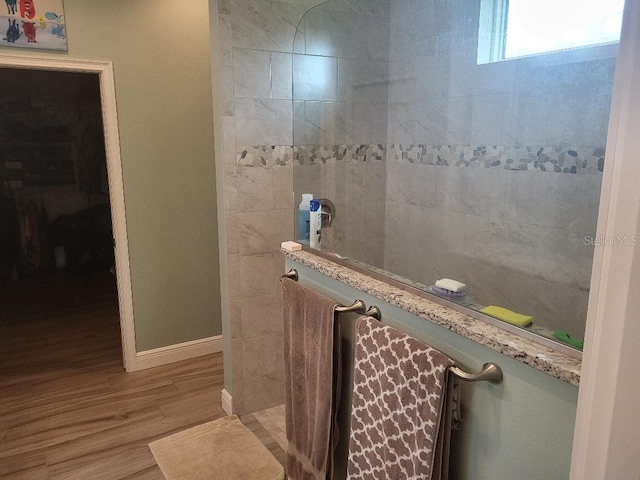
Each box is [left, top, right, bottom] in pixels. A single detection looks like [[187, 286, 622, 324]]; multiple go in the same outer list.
[[282, 248, 581, 387]]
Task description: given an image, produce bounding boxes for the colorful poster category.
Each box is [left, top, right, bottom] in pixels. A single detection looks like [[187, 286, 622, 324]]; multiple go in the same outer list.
[[1, 0, 66, 51]]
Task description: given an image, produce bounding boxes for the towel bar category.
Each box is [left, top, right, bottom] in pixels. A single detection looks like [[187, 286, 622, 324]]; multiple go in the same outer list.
[[281, 270, 381, 320], [280, 268, 502, 383]]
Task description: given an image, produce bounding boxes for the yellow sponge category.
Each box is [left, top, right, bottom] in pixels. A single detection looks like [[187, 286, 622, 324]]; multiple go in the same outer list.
[[480, 305, 533, 327]]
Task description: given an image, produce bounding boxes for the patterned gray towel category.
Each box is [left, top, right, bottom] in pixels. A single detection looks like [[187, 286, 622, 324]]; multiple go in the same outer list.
[[346, 316, 458, 480]]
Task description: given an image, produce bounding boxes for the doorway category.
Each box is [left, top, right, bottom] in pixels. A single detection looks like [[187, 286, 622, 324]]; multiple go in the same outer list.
[[0, 55, 136, 371]]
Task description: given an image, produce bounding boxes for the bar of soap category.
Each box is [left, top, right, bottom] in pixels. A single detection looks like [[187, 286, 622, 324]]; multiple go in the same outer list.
[[281, 241, 302, 252], [435, 278, 467, 293]]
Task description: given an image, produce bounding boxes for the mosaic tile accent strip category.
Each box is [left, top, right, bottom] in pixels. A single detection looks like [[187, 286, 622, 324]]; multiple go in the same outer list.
[[294, 144, 386, 165], [389, 144, 606, 174], [236, 144, 386, 167], [238, 143, 605, 175], [237, 145, 294, 167]]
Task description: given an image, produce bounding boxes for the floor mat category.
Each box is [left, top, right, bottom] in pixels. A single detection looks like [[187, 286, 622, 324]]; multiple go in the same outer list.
[[149, 415, 285, 480]]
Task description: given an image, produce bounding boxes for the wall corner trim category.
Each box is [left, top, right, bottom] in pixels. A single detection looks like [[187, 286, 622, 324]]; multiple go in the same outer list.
[[135, 335, 223, 371], [221, 388, 233, 415]]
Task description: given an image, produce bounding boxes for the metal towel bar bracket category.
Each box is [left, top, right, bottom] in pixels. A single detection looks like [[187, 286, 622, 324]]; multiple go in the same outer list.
[[450, 363, 503, 383], [333, 301, 381, 321], [280, 268, 503, 383], [364, 305, 382, 320], [280, 269, 299, 281], [335, 299, 366, 314]]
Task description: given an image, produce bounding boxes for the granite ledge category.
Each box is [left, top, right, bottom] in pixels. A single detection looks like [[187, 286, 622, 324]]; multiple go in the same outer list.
[[282, 248, 581, 387]]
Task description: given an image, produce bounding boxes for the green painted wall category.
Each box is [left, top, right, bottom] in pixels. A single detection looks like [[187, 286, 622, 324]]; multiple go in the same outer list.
[[3, 0, 222, 350], [288, 260, 578, 480]]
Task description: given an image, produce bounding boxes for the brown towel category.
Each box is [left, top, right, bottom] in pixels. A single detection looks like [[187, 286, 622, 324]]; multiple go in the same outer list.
[[282, 278, 340, 480], [346, 316, 460, 480]]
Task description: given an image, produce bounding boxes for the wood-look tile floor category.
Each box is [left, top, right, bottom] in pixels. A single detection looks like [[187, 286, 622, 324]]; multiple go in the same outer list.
[[239, 406, 286, 469], [247, 404, 286, 452], [0, 274, 226, 479]]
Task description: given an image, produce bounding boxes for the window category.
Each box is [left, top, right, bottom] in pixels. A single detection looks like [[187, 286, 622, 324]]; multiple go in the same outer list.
[[477, 0, 625, 64]]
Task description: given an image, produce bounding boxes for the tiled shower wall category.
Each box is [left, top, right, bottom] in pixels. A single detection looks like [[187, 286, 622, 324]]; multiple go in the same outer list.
[[292, 0, 390, 266], [290, 0, 611, 338], [216, 0, 308, 414], [294, 146, 387, 266], [384, 147, 603, 338], [215, 0, 390, 414], [383, 0, 613, 338]]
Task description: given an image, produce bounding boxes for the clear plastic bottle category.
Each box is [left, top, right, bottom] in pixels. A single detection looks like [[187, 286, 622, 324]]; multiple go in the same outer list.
[[298, 193, 313, 244], [310, 199, 322, 249]]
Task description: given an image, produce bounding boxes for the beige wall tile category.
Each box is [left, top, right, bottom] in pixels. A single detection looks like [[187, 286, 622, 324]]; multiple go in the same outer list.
[[223, 164, 240, 211], [242, 374, 284, 413], [220, 65, 235, 116], [230, 0, 306, 52], [272, 166, 294, 210], [231, 337, 244, 380], [241, 293, 282, 338], [293, 54, 338, 101], [239, 165, 273, 212], [271, 52, 293, 100], [227, 253, 241, 298], [233, 48, 271, 99], [218, 14, 233, 65], [242, 333, 278, 378], [238, 209, 293, 255], [228, 297, 242, 338], [226, 211, 239, 254], [222, 117, 237, 164], [240, 254, 275, 298], [441, 210, 594, 289], [235, 98, 293, 145], [273, 254, 286, 290]]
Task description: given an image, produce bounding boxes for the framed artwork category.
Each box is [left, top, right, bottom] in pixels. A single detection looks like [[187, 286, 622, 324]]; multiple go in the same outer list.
[[1, 0, 66, 51]]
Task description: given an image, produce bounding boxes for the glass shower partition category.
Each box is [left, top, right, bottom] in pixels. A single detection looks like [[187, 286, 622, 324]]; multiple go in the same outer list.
[[292, 0, 390, 266], [293, 0, 621, 354]]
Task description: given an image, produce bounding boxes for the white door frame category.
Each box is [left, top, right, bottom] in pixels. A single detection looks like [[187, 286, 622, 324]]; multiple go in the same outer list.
[[0, 54, 137, 372], [571, 1, 640, 477]]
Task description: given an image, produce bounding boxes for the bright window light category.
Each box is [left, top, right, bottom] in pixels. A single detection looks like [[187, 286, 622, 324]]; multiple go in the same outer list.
[[477, 0, 625, 64], [506, 0, 624, 59]]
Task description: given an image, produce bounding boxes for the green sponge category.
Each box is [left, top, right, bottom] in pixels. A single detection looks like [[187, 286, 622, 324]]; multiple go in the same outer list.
[[554, 330, 584, 349], [480, 305, 533, 327]]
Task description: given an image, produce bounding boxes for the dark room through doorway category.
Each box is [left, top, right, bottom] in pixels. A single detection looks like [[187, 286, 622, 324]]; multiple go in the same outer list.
[[0, 67, 122, 367]]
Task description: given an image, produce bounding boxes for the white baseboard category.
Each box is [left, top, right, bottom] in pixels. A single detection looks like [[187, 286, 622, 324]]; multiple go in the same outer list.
[[221, 388, 233, 415], [135, 335, 223, 371]]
